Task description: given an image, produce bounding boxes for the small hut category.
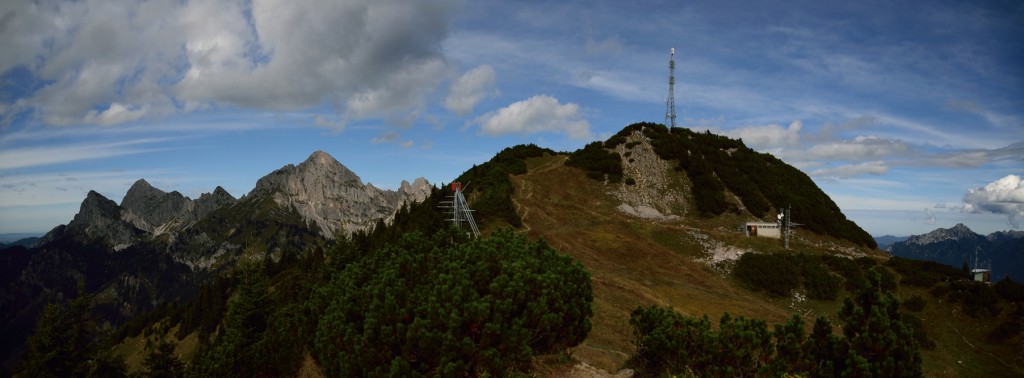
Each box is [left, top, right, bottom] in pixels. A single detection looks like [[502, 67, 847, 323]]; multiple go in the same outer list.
[[971, 268, 991, 283], [745, 222, 781, 239]]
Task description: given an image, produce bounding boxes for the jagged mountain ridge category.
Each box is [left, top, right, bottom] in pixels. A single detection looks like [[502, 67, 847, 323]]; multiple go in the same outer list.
[[889, 223, 1024, 282], [251, 150, 430, 237], [121, 179, 237, 235], [0, 150, 433, 368]]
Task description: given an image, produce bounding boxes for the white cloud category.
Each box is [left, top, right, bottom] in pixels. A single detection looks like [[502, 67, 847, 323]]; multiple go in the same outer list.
[[962, 174, 1024, 228], [806, 135, 911, 161], [922, 207, 936, 225], [2, 0, 460, 126], [474, 95, 591, 139], [312, 115, 343, 131], [810, 161, 889, 179], [0, 138, 174, 170], [918, 142, 1024, 168], [83, 103, 150, 126], [370, 131, 400, 144], [370, 131, 414, 148], [444, 65, 496, 115], [723, 120, 803, 151]]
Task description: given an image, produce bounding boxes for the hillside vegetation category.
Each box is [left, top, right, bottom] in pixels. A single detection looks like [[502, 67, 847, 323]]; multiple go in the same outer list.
[[611, 123, 874, 248], [12, 123, 1023, 377]]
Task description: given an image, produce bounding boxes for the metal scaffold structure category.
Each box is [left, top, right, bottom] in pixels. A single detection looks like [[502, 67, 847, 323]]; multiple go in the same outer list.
[[441, 182, 480, 238], [665, 47, 677, 129], [778, 205, 801, 250]]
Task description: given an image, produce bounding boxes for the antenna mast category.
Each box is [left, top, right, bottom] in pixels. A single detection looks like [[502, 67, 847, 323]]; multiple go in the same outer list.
[[779, 205, 800, 250], [665, 48, 677, 129], [441, 182, 480, 238]]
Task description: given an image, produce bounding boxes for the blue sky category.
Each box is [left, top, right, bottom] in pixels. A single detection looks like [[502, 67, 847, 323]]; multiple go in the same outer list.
[[1, 0, 1022, 237]]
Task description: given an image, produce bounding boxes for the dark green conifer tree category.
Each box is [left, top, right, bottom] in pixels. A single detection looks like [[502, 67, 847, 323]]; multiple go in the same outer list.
[[142, 339, 184, 378], [20, 280, 127, 378], [838, 269, 922, 377]]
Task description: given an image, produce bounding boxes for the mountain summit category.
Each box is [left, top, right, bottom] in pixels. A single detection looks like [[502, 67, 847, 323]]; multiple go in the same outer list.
[[889, 223, 1024, 281], [250, 150, 430, 237]]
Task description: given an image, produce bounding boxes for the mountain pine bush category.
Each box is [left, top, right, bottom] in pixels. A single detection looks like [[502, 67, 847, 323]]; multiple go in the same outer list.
[[630, 270, 923, 378], [313, 228, 593, 376]]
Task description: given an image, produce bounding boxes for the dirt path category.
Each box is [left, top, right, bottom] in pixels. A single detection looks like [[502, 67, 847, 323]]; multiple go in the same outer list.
[[512, 155, 568, 233], [947, 320, 1019, 371]]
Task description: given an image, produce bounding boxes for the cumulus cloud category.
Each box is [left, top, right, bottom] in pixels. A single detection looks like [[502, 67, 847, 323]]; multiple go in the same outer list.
[[1, 0, 460, 126], [82, 103, 149, 126], [723, 120, 803, 151], [962, 174, 1024, 228], [444, 65, 496, 115], [809, 161, 888, 179], [474, 95, 591, 139]]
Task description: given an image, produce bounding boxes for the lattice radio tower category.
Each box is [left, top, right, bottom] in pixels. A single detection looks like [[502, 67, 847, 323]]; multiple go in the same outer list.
[[777, 205, 801, 249], [441, 182, 480, 238], [665, 47, 677, 129]]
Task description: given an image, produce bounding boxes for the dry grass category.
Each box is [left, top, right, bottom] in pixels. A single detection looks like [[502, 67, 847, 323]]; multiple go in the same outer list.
[[512, 155, 799, 372], [513, 154, 1023, 377]]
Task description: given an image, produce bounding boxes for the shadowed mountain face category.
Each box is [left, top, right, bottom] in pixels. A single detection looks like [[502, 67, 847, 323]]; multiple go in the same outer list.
[[889, 223, 1024, 282], [0, 150, 432, 368]]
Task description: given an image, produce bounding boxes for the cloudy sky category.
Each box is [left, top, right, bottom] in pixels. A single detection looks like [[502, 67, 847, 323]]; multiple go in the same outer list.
[[1, 0, 1022, 237]]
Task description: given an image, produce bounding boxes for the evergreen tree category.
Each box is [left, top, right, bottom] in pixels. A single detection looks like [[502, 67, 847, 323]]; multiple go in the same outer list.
[[19, 280, 128, 378], [772, 315, 810, 375], [629, 270, 923, 377], [142, 339, 184, 378], [838, 269, 922, 377], [804, 316, 848, 378], [187, 262, 271, 377]]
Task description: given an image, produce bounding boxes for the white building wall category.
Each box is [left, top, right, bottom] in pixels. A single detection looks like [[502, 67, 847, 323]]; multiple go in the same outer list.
[[746, 222, 781, 239]]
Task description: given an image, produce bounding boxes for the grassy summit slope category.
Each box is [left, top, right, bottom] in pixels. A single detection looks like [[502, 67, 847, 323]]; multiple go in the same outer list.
[[502, 125, 1021, 376]]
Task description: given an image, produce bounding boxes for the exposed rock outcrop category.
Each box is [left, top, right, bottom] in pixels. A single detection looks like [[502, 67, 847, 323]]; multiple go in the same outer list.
[[194, 186, 237, 220], [121, 179, 238, 235], [40, 190, 143, 249], [121, 179, 191, 233], [611, 131, 688, 220], [250, 150, 431, 237]]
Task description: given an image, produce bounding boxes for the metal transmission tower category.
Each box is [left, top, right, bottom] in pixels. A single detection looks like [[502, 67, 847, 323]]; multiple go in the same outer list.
[[665, 47, 677, 129], [442, 182, 480, 238], [777, 205, 801, 249]]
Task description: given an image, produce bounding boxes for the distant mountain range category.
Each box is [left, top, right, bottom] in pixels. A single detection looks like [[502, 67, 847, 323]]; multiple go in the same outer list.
[[887, 223, 1024, 282], [873, 235, 908, 250], [0, 150, 430, 367], [0, 237, 39, 250]]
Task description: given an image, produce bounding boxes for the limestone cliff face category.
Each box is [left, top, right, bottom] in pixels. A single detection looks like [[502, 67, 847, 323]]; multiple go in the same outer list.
[[194, 186, 237, 220], [120, 179, 238, 234], [250, 150, 431, 237], [39, 190, 143, 249], [120, 179, 191, 233]]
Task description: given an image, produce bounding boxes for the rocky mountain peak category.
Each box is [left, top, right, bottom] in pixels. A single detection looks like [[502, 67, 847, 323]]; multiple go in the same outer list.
[[75, 190, 122, 227], [906, 223, 980, 245], [249, 151, 431, 238], [66, 190, 141, 248], [194, 186, 237, 220], [121, 179, 190, 233], [301, 150, 362, 185]]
